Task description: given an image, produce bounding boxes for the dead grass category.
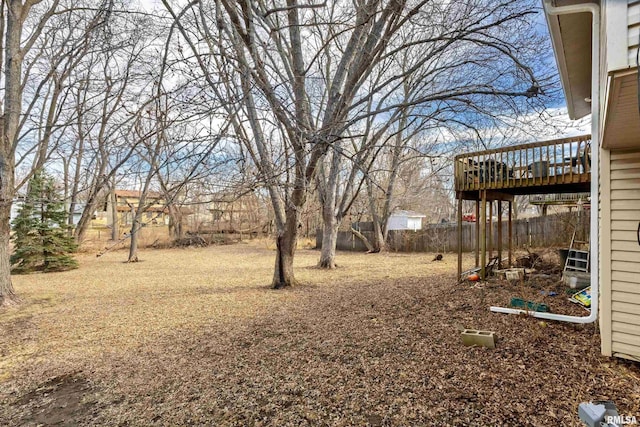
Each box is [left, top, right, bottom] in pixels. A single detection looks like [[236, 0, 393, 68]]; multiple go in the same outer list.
[[1, 244, 458, 360], [0, 244, 638, 426]]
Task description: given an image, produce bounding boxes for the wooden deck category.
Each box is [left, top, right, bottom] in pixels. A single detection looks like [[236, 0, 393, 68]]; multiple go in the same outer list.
[[454, 135, 591, 199]]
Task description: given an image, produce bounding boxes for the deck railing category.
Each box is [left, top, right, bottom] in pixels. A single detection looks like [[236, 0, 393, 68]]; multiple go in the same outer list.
[[528, 192, 591, 205], [454, 135, 591, 192]]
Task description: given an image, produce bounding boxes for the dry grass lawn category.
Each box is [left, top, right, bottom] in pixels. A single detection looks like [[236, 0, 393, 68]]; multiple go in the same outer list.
[[0, 243, 639, 426]]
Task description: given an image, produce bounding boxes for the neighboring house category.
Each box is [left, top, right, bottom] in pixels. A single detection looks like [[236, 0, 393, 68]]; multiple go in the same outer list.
[[387, 210, 426, 231], [10, 200, 106, 228], [69, 203, 107, 227], [106, 190, 169, 228], [543, 1, 640, 361], [528, 193, 591, 216]]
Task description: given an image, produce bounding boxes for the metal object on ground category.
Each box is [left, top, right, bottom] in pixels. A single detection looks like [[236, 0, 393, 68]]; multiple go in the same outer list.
[[578, 401, 619, 427]]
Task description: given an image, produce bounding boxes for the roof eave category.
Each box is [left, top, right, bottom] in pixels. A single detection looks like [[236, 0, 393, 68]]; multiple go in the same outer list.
[[544, 2, 594, 120], [546, 11, 578, 119]]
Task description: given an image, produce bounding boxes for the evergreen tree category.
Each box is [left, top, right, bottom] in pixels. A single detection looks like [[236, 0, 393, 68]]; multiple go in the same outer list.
[[11, 171, 78, 273]]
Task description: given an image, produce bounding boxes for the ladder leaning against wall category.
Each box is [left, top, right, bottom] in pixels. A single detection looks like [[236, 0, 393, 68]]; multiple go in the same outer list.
[[564, 200, 589, 273]]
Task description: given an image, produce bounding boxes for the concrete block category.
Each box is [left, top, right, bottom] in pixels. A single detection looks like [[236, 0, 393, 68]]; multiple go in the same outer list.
[[461, 329, 497, 349], [495, 268, 525, 281], [505, 270, 523, 281]]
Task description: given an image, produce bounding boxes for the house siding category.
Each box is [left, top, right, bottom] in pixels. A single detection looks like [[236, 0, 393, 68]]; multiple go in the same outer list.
[[628, 0, 640, 66], [607, 149, 640, 361], [387, 216, 408, 231], [406, 218, 422, 231]]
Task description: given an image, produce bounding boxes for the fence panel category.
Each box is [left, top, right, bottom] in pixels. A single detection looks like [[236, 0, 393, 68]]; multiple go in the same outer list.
[[320, 212, 588, 252]]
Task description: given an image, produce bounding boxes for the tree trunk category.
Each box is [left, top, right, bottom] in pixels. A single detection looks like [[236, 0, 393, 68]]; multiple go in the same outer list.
[[272, 208, 299, 288], [175, 218, 183, 239], [0, 1, 25, 306], [74, 193, 102, 244], [127, 213, 140, 262], [372, 219, 388, 252], [110, 188, 119, 241], [0, 188, 17, 306], [0, 121, 16, 303], [318, 214, 339, 269], [167, 205, 183, 240], [366, 178, 388, 252], [350, 227, 374, 252], [68, 131, 85, 230]]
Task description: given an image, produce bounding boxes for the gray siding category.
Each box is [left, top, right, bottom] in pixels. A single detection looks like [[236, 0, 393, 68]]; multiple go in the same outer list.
[[628, 0, 640, 65]]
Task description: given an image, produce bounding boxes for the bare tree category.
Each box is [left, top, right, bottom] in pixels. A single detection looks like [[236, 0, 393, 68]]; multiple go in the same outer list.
[[124, 86, 232, 261], [315, 104, 406, 266], [69, 10, 159, 244], [325, 0, 560, 257], [161, 0, 547, 287], [0, 0, 94, 306], [0, 1, 173, 305]]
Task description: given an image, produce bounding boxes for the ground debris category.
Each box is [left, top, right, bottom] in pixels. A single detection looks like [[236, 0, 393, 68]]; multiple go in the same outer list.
[[172, 235, 208, 247], [0, 246, 638, 426]]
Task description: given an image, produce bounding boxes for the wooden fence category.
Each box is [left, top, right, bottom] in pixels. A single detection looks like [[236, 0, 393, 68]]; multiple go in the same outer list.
[[318, 212, 589, 253]]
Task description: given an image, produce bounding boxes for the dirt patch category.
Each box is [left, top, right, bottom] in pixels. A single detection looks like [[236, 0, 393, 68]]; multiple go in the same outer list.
[[11, 373, 97, 426], [0, 315, 36, 360], [0, 315, 34, 339]]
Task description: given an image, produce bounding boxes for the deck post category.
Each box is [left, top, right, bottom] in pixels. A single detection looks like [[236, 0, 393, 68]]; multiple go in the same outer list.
[[508, 200, 513, 267], [475, 199, 480, 267], [488, 200, 493, 259], [457, 194, 463, 281], [497, 201, 503, 268], [480, 191, 487, 279]]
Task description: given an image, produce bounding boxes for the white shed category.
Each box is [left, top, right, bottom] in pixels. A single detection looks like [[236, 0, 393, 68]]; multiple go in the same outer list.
[[387, 210, 426, 231]]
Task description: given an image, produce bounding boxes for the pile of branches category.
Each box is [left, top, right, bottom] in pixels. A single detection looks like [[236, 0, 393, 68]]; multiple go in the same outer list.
[[172, 236, 208, 248]]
